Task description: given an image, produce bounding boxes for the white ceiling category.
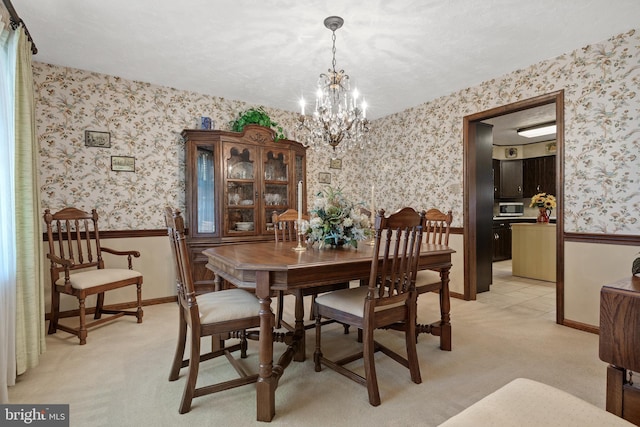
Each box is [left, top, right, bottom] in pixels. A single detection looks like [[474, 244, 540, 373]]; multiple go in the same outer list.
[[483, 104, 557, 146], [10, 0, 640, 135]]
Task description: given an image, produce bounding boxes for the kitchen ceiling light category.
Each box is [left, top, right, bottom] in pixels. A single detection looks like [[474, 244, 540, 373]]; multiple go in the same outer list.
[[517, 122, 556, 138], [297, 16, 370, 158]]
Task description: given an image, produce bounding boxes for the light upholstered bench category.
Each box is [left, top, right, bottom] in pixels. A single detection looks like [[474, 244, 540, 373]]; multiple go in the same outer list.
[[438, 378, 634, 426]]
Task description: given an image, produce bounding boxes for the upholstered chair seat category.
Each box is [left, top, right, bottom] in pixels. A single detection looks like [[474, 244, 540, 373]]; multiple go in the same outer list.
[[197, 288, 261, 324], [54, 269, 142, 289]]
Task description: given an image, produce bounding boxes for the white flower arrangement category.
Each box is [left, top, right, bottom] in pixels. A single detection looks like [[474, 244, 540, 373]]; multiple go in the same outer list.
[[306, 186, 372, 248]]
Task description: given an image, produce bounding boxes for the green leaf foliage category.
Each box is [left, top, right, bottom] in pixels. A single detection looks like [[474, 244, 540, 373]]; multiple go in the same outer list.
[[229, 107, 286, 141]]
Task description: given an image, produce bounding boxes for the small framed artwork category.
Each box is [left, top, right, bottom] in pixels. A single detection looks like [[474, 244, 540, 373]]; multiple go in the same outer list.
[[111, 156, 135, 172], [329, 158, 342, 169], [318, 172, 331, 184], [505, 147, 518, 159], [85, 130, 111, 148]]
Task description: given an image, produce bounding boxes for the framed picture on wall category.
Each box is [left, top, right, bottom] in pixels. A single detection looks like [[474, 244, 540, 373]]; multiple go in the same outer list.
[[318, 172, 331, 184], [85, 130, 111, 148], [329, 158, 342, 169], [111, 156, 135, 172]]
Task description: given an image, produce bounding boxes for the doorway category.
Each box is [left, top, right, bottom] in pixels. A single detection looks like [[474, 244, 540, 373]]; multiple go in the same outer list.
[[463, 91, 565, 324]]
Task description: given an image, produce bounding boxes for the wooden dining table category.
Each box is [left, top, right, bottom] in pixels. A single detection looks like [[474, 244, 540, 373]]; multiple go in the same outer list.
[[203, 240, 455, 422]]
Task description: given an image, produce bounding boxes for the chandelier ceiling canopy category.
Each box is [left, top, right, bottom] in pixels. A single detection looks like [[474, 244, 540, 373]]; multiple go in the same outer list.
[[297, 16, 370, 158]]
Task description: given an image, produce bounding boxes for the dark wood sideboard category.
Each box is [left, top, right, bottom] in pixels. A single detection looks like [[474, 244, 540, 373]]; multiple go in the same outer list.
[[599, 275, 640, 425]]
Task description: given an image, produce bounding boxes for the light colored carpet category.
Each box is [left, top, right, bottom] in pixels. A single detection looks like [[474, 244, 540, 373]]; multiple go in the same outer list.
[[8, 292, 606, 426]]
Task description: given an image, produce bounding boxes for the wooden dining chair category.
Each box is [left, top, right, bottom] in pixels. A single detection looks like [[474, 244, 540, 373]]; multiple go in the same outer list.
[[272, 208, 350, 331], [414, 208, 452, 338], [313, 207, 426, 406], [44, 207, 143, 345], [165, 207, 261, 414], [273, 208, 308, 244]]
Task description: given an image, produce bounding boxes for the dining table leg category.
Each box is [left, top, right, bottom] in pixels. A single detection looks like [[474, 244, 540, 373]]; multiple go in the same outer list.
[[255, 270, 276, 422], [293, 289, 306, 362], [439, 268, 452, 351]]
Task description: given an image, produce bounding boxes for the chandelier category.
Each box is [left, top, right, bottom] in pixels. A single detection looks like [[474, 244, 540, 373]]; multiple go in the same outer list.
[[297, 16, 370, 158]]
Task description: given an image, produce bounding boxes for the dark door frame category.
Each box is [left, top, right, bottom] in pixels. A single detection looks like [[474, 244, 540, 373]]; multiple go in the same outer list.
[[463, 90, 565, 324]]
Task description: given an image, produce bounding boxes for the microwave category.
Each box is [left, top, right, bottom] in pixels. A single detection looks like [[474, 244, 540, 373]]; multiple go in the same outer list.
[[498, 202, 524, 216]]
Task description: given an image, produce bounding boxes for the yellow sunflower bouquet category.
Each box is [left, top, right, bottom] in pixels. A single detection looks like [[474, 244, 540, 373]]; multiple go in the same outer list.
[[529, 193, 557, 210]]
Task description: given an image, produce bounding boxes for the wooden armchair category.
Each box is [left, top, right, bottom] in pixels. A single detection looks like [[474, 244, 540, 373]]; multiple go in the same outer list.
[[272, 209, 350, 331], [415, 208, 453, 342], [44, 207, 143, 345], [314, 207, 426, 406], [165, 208, 261, 414]]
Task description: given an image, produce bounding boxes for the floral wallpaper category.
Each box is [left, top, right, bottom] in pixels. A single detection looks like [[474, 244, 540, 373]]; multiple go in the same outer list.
[[33, 27, 639, 234], [33, 66, 309, 230], [350, 28, 639, 234]]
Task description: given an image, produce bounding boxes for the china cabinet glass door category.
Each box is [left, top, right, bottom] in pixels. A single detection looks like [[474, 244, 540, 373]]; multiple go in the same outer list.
[[224, 143, 257, 235], [263, 148, 290, 233], [196, 146, 215, 234], [294, 152, 305, 215]]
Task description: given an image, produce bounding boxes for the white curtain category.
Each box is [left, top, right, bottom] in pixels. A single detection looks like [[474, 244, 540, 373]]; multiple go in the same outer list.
[[14, 27, 45, 379], [0, 17, 19, 403]]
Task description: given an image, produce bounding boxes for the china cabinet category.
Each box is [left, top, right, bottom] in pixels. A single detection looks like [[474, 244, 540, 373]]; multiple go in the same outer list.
[[182, 125, 307, 292]]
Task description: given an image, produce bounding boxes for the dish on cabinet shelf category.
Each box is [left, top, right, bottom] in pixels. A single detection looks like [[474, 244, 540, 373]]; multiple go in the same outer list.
[[240, 200, 253, 206], [265, 193, 282, 205], [235, 222, 254, 231], [229, 162, 253, 179]]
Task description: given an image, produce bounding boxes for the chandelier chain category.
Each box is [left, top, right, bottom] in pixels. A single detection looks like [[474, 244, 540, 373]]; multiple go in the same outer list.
[[331, 31, 337, 75]]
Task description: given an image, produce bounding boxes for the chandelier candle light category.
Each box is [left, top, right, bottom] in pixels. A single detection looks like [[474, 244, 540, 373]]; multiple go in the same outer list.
[[297, 16, 370, 158]]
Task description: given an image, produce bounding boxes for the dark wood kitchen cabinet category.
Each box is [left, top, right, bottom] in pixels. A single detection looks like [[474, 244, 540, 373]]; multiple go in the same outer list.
[[523, 155, 556, 197], [492, 218, 539, 262], [492, 221, 512, 261], [493, 159, 501, 197], [499, 159, 523, 199]]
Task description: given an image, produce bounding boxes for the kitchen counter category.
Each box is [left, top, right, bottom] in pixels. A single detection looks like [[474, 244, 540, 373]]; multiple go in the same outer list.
[[493, 216, 557, 221], [511, 223, 556, 282]]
